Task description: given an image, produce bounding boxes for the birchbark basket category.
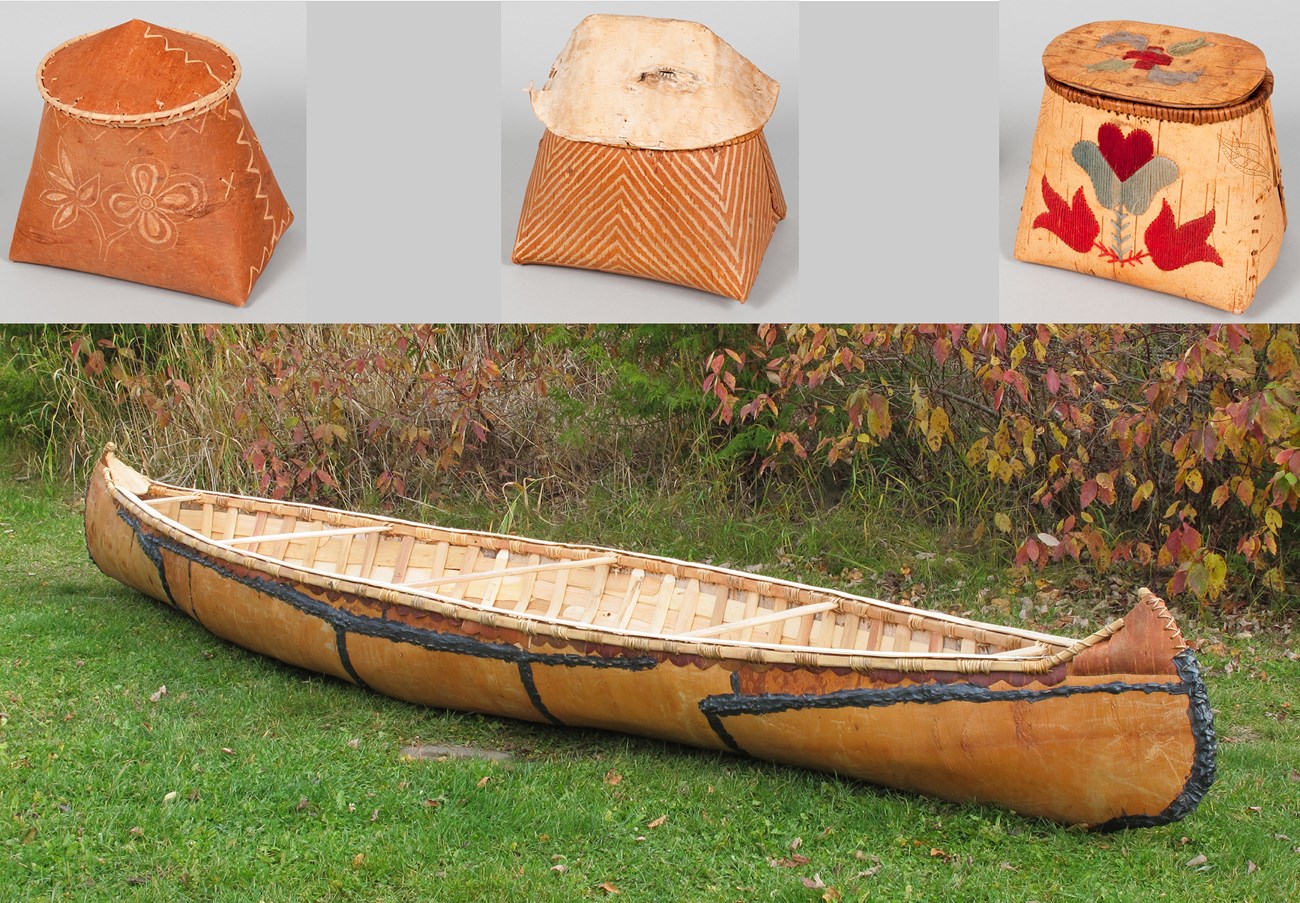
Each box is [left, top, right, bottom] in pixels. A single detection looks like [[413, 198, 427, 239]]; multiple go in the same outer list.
[[9, 20, 294, 306], [1014, 21, 1286, 313], [512, 15, 786, 302]]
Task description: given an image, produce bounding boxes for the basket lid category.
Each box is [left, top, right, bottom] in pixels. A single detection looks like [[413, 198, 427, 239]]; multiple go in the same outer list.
[[1043, 20, 1266, 108], [38, 19, 240, 125], [529, 14, 778, 150]]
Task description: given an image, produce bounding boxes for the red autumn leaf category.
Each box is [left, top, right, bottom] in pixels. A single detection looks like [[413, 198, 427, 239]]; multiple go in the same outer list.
[[1145, 200, 1223, 271], [1033, 177, 1101, 253], [1080, 479, 1099, 508]]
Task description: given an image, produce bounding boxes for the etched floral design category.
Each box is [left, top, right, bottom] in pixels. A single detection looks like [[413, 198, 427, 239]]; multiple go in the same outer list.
[[105, 159, 206, 250], [37, 146, 207, 259], [1088, 32, 1210, 86], [40, 143, 100, 231]]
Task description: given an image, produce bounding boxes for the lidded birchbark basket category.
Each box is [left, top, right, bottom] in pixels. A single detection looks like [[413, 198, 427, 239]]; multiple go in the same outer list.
[[9, 19, 294, 306], [512, 14, 787, 302], [1014, 21, 1286, 313]]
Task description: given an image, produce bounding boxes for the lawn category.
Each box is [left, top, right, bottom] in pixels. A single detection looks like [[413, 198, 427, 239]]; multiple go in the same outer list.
[[1, 456, 1297, 902]]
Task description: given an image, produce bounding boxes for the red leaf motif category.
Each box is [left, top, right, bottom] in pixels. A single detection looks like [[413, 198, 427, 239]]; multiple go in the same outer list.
[[1097, 123, 1155, 182], [1124, 48, 1173, 70], [1033, 177, 1100, 253], [1144, 200, 1224, 271]]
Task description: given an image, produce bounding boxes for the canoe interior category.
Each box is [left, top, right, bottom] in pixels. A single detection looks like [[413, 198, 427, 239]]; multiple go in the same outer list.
[[135, 485, 1069, 659]]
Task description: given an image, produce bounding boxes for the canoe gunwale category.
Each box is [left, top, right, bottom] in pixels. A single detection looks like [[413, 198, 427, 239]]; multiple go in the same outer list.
[[101, 450, 1159, 675]]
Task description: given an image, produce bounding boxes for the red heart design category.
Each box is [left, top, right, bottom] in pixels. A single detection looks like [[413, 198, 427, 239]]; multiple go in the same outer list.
[[1097, 123, 1155, 182]]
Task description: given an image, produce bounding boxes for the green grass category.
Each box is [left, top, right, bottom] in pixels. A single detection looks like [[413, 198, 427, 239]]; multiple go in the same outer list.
[[2, 457, 1298, 901]]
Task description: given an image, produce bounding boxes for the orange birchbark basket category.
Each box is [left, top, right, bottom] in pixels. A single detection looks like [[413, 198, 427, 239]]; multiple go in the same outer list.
[[9, 20, 294, 306], [513, 15, 786, 302], [1014, 21, 1286, 313]]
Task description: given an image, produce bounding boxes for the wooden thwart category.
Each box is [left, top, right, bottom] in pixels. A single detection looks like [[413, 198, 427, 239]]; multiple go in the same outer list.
[[676, 600, 838, 639], [219, 524, 390, 547], [142, 494, 203, 506], [402, 555, 619, 590]]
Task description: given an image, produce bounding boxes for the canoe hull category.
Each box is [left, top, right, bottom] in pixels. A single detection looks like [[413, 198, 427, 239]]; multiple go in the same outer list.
[[85, 454, 1214, 828]]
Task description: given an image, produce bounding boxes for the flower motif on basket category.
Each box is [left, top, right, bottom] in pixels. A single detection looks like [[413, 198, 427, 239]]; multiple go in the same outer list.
[[39, 144, 100, 231], [1087, 32, 1210, 86], [105, 159, 206, 250], [38, 144, 207, 259], [1033, 123, 1222, 271]]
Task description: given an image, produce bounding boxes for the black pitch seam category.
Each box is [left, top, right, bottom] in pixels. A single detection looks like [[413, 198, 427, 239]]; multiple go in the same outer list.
[[116, 509, 656, 724], [699, 652, 1216, 830]]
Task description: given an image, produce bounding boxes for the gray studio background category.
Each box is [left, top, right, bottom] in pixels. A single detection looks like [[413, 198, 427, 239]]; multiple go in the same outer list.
[[0, 1, 307, 321], [999, 0, 1300, 322], [500, 1, 799, 321], [800, 1, 998, 320], [308, 1, 502, 321]]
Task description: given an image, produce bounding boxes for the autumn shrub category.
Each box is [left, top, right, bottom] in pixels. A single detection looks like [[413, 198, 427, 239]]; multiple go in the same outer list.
[[704, 325, 1300, 605], [27, 324, 758, 513], [14, 323, 1299, 607]]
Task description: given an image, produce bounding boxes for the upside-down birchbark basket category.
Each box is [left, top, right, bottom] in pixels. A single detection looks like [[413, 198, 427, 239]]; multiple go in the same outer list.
[[512, 15, 786, 302], [1014, 20, 1286, 313], [87, 446, 1216, 828], [9, 19, 293, 306]]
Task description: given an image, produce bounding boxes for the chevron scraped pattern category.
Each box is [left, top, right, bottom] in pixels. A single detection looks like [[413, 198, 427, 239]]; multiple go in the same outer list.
[[513, 130, 786, 301]]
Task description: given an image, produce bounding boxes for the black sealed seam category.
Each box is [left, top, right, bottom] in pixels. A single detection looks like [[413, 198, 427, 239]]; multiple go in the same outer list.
[[518, 661, 564, 725], [699, 657, 1215, 829], [334, 626, 370, 690], [699, 675, 1189, 720], [121, 511, 178, 609], [1094, 649, 1217, 831], [117, 508, 659, 674]]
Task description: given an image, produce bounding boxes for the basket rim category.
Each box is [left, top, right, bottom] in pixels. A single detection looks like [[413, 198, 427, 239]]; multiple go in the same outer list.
[[1044, 69, 1274, 124], [37, 22, 241, 128]]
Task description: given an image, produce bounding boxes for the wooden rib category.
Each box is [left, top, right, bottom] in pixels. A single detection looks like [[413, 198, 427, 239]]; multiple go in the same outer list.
[[787, 597, 814, 644], [646, 574, 676, 634], [359, 530, 383, 580], [542, 567, 571, 619], [615, 569, 646, 630], [481, 549, 511, 608], [737, 590, 761, 641], [706, 589, 730, 630], [927, 631, 944, 653], [249, 511, 267, 545], [390, 535, 416, 584], [265, 516, 297, 560], [429, 541, 450, 581], [680, 600, 838, 639], [220, 524, 388, 547], [839, 610, 862, 650], [220, 506, 240, 540], [301, 529, 325, 569], [671, 580, 702, 633], [402, 555, 618, 589], [199, 502, 214, 539], [511, 554, 542, 612], [443, 548, 483, 600], [866, 617, 884, 652], [579, 563, 613, 624], [891, 621, 913, 652], [142, 494, 202, 506], [333, 531, 356, 575]]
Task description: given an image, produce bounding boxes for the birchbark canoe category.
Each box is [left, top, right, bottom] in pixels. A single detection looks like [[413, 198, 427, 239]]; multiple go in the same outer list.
[[85, 446, 1215, 828]]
